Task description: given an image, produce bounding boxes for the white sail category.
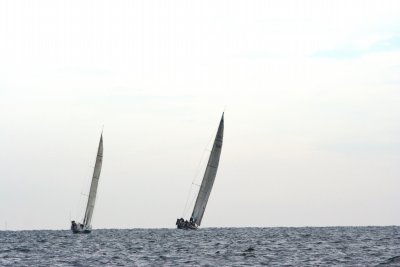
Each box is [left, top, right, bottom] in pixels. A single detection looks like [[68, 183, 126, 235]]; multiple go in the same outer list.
[[191, 113, 224, 226], [83, 134, 103, 227]]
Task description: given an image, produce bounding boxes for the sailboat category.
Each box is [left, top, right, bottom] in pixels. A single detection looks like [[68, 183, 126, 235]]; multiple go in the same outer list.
[[176, 113, 224, 230], [71, 133, 104, 234]]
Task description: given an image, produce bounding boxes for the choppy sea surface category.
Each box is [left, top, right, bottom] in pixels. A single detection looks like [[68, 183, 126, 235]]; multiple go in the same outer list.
[[1, 227, 400, 266]]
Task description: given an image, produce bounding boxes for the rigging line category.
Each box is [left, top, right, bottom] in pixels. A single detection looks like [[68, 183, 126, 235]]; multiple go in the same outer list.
[[187, 189, 199, 218], [74, 169, 89, 221], [181, 116, 220, 218], [183, 181, 205, 217], [181, 153, 208, 217], [181, 145, 212, 217], [182, 184, 195, 218]]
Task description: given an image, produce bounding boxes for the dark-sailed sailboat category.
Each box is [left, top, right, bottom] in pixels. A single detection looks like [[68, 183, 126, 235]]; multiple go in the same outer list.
[[176, 113, 224, 230], [71, 133, 103, 234]]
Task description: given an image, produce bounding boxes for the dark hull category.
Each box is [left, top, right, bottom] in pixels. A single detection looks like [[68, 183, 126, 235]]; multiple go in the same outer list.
[[176, 221, 198, 230], [71, 229, 91, 234], [71, 221, 91, 234]]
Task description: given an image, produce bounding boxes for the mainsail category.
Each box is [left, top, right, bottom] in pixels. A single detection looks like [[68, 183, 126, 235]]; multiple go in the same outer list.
[[191, 113, 224, 226], [83, 134, 103, 227]]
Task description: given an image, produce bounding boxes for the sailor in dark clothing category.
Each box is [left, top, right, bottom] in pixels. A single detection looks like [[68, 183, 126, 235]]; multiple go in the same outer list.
[[71, 221, 77, 231], [176, 218, 185, 227], [190, 217, 193, 224]]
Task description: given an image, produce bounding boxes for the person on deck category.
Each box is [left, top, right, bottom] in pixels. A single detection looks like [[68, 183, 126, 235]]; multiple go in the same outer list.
[[71, 221, 77, 231]]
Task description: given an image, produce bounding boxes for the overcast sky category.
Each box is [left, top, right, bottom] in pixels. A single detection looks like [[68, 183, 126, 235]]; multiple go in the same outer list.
[[1, 0, 400, 230]]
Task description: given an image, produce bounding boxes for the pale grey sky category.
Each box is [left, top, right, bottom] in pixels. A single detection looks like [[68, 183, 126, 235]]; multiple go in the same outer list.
[[1, 0, 400, 230]]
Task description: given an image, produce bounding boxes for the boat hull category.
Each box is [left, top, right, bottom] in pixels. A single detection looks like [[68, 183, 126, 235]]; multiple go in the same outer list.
[[176, 220, 198, 230], [177, 225, 197, 230], [72, 229, 91, 234], [71, 221, 91, 234]]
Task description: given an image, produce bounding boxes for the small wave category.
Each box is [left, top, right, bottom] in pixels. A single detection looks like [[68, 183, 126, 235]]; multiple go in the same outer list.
[[241, 246, 256, 258], [14, 247, 30, 253], [244, 246, 255, 252], [376, 256, 400, 266]]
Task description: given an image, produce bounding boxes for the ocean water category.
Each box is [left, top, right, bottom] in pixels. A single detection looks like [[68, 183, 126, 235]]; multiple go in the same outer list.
[[1, 227, 400, 266]]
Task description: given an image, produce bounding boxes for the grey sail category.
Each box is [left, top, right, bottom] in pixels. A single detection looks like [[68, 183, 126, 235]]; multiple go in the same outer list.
[[191, 113, 224, 226], [82, 134, 103, 227]]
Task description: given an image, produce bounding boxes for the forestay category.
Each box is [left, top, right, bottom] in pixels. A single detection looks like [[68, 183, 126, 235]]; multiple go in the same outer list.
[[191, 113, 224, 226]]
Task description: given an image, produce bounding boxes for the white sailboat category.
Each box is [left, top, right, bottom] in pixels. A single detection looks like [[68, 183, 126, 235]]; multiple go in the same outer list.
[[71, 133, 104, 234], [176, 113, 224, 230]]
